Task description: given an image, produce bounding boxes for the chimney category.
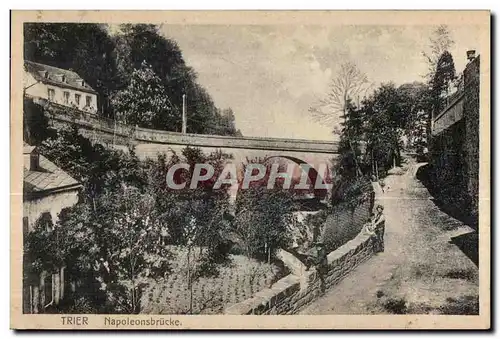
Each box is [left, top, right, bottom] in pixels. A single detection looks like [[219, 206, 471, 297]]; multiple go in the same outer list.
[[467, 50, 476, 62], [23, 145, 39, 171]]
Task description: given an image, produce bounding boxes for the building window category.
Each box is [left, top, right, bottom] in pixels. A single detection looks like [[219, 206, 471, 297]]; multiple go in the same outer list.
[[38, 212, 53, 232], [47, 88, 55, 101], [63, 91, 70, 104], [86, 95, 92, 107], [75, 93, 81, 106]]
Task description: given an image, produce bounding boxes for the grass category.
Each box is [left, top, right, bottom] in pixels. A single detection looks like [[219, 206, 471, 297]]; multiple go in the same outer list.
[[140, 246, 284, 314], [380, 295, 479, 315], [442, 268, 477, 281]]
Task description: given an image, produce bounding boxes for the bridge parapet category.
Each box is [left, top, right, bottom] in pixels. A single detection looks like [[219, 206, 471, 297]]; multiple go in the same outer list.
[[31, 96, 339, 154], [134, 127, 338, 153]]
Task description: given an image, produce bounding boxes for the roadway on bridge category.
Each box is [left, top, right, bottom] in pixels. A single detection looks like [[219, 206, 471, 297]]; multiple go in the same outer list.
[[300, 157, 479, 315]]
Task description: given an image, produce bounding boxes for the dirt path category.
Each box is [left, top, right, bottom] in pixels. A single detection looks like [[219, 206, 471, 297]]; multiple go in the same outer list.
[[300, 158, 479, 315]]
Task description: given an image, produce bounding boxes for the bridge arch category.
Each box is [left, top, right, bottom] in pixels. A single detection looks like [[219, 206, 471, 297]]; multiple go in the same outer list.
[[264, 155, 329, 201]]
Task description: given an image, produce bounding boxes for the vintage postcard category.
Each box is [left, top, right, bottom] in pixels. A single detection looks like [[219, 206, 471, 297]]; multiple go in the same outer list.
[[10, 10, 490, 330]]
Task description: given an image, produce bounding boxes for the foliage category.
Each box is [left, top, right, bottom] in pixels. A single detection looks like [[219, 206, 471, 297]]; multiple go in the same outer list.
[[111, 61, 175, 128], [39, 125, 147, 203], [143, 147, 233, 250], [212, 108, 241, 136], [310, 27, 457, 187], [24, 213, 61, 275], [397, 82, 430, 151], [362, 83, 407, 171], [421, 26, 456, 138], [24, 23, 122, 114], [112, 23, 239, 135], [23, 98, 53, 145], [430, 51, 457, 116], [96, 185, 172, 314], [232, 161, 295, 261], [422, 25, 455, 80]]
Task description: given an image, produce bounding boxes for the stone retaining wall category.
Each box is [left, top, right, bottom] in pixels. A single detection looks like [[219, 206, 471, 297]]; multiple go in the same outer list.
[[429, 55, 480, 225], [224, 222, 383, 315], [224, 181, 383, 315]]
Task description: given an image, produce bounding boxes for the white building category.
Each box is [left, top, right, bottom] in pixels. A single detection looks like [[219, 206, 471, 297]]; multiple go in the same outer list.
[[23, 60, 98, 113]]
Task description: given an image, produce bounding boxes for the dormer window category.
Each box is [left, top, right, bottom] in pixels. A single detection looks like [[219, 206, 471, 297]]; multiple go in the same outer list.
[[44, 71, 49, 79], [61, 75, 66, 83]]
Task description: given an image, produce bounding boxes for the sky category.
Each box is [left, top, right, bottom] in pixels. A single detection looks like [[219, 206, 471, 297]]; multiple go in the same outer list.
[[160, 24, 482, 141]]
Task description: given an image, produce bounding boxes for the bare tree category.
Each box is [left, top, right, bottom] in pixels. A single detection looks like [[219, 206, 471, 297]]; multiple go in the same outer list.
[[310, 62, 370, 131], [422, 25, 455, 79], [310, 62, 370, 178]]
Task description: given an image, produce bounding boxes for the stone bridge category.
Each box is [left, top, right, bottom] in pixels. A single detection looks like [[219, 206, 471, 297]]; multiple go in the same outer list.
[[39, 99, 338, 168], [35, 98, 339, 201]]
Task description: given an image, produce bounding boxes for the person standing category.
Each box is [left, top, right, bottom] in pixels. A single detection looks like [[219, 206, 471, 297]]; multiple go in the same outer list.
[[308, 241, 328, 294], [373, 205, 386, 252]]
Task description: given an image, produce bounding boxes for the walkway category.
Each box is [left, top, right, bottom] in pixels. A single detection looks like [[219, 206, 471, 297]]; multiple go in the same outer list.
[[300, 158, 479, 315]]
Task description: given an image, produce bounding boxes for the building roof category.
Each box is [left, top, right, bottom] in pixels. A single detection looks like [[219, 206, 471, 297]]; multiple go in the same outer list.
[[24, 60, 98, 95], [23, 146, 81, 198]]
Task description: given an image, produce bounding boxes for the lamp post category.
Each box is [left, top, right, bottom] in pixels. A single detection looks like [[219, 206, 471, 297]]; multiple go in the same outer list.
[[182, 94, 187, 134]]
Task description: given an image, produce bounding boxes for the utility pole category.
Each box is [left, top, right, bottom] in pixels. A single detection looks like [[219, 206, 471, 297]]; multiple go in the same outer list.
[[182, 94, 187, 134]]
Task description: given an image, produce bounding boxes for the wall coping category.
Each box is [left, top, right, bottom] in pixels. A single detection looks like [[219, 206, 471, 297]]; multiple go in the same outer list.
[[433, 92, 465, 125]]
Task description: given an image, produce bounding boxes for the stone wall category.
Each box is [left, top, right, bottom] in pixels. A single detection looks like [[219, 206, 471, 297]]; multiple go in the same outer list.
[[224, 225, 382, 315], [321, 190, 374, 252], [429, 55, 480, 225], [463, 56, 480, 222]]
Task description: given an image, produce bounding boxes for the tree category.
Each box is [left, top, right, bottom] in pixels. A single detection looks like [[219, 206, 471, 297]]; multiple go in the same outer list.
[[24, 213, 61, 276], [141, 147, 234, 314], [232, 160, 295, 261], [422, 25, 455, 79], [111, 61, 176, 129], [361, 83, 408, 174], [336, 99, 365, 179], [209, 108, 239, 136], [309, 62, 371, 177], [430, 51, 457, 117], [397, 82, 430, 152], [97, 185, 171, 314], [421, 26, 455, 138], [310, 62, 370, 129], [23, 98, 53, 145]]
